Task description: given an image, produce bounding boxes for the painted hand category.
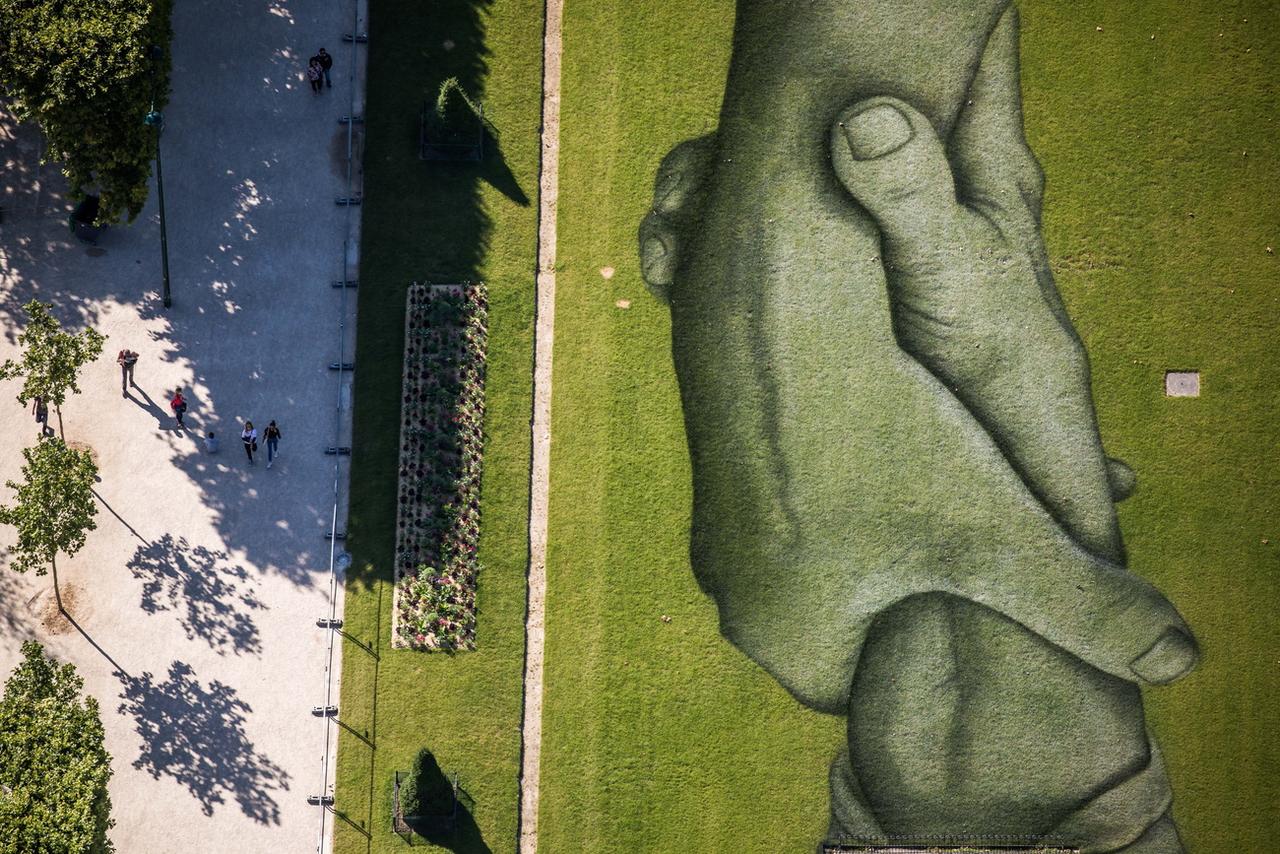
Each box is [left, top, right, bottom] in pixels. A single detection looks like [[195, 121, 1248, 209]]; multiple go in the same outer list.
[[638, 11, 1195, 716]]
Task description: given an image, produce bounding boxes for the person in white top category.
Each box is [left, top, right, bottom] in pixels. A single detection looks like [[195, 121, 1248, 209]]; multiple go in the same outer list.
[[241, 421, 258, 465]]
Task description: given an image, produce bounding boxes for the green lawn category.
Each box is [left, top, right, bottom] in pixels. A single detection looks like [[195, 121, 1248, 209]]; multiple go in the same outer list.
[[331, 0, 543, 851], [540, 1, 1279, 852]]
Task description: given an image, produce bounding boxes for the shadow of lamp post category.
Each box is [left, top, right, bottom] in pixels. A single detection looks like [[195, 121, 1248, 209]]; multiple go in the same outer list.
[[144, 44, 171, 309]]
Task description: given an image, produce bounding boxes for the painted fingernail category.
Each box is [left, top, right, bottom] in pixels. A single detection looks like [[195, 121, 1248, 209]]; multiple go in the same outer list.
[[843, 104, 913, 160], [642, 237, 667, 261], [1130, 629, 1198, 684], [654, 172, 682, 208]]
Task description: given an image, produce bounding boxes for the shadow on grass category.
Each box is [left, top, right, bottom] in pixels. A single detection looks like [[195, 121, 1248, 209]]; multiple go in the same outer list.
[[397, 750, 491, 852], [337, 0, 532, 847], [345, 0, 527, 591], [399, 791, 490, 853]]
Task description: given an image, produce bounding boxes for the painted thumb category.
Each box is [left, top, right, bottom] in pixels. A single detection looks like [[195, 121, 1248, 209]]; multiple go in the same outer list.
[[830, 96, 961, 244]]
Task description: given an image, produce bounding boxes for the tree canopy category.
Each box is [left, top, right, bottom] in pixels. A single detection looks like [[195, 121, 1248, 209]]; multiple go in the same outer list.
[[0, 0, 173, 224], [0, 641, 114, 854], [0, 436, 99, 580], [0, 300, 106, 411]]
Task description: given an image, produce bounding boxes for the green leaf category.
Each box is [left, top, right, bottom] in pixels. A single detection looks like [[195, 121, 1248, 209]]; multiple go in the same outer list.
[[0, 642, 114, 853], [0, 300, 106, 408], [0, 0, 174, 224], [0, 436, 99, 577]]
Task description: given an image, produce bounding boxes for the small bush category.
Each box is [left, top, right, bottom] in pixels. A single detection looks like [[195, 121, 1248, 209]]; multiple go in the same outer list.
[[401, 749, 455, 819]]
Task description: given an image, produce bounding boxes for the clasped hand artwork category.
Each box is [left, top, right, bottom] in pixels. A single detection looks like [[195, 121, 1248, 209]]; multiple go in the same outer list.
[[639, 2, 1198, 851]]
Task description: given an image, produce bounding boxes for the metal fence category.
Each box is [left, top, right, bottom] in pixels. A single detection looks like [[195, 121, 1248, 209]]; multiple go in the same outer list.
[[310, 0, 367, 851]]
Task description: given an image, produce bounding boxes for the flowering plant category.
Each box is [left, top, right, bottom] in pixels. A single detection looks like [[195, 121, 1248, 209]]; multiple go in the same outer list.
[[392, 283, 488, 651]]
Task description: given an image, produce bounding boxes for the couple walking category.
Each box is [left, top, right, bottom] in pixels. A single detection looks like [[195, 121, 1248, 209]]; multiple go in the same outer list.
[[240, 420, 282, 467], [307, 47, 333, 94]]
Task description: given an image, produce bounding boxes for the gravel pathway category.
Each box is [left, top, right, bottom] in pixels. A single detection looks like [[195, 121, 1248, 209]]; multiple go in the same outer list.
[[518, 0, 565, 850]]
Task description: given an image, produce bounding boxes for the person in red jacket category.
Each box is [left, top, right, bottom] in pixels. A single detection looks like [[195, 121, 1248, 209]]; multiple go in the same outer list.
[[169, 387, 187, 429]]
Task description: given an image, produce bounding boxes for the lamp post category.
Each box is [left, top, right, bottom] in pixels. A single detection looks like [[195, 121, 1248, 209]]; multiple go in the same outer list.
[[144, 107, 171, 309], [145, 44, 171, 308]]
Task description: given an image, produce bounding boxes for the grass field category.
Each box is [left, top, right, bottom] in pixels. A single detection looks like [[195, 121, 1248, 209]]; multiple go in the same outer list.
[[330, 0, 544, 851], [539, 1, 1279, 852]]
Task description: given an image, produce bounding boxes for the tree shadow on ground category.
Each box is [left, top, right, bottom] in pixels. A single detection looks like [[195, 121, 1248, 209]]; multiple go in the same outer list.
[[345, 0, 531, 593], [0, 560, 35, 638], [127, 533, 267, 656], [398, 749, 491, 853], [414, 784, 490, 853], [118, 660, 290, 823], [0, 2, 348, 593]]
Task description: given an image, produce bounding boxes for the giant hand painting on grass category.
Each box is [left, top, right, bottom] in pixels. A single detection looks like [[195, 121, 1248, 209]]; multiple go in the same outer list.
[[638, 2, 1198, 851]]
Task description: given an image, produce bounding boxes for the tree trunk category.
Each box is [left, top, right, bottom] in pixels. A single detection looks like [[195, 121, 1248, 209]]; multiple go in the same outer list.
[[52, 553, 65, 614], [56, 404, 65, 439]]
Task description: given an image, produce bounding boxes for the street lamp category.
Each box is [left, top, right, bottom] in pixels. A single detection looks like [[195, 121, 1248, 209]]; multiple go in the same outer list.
[[145, 44, 171, 308], [143, 108, 170, 308]]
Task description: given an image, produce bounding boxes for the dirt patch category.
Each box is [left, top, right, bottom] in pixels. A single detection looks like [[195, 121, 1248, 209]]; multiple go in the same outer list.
[[36, 582, 83, 635], [66, 440, 100, 466]]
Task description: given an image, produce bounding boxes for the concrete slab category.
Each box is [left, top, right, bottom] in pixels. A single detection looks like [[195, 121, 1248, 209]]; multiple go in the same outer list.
[[1165, 371, 1201, 397], [0, 0, 365, 850]]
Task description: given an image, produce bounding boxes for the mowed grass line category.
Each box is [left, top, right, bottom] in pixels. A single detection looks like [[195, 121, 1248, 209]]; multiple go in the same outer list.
[[540, 2, 842, 852], [1021, 4, 1280, 851], [332, 0, 543, 851], [540, 1, 1279, 852]]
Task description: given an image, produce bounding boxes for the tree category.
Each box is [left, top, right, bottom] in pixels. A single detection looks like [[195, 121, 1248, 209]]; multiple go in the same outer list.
[[0, 0, 173, 224], [0, 437, 98, 613], [0, 641, 114, 854], [0, 300, 106, 435]]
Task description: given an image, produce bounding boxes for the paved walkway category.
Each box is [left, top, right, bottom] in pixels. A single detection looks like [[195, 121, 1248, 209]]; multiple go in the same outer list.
[[518, 0, 565, 849], [0, 1, 364, 851]]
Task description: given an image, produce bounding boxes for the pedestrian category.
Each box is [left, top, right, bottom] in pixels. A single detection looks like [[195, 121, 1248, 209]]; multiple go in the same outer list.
[[32, 396, 49, 437], [263, 420, 282, 468], [241, 421, 258, 464], [306, 59, 323, 94], [117, 349, 139, 396], [315, 47, 333, 88], [204, 431, 220, 454], [169, 387, 188, 428]]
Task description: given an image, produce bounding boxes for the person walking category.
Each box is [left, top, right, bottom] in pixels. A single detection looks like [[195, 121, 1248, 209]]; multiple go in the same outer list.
[[204, 431, 220, 454], [315, 48, 333, 88], [306, 59, 323, 94], [117, 348, 139, 396], [241, 421, 258, 464], [169, 387, 188, 428], [263, 420, 282, 468], [32, 396, 49, 438]]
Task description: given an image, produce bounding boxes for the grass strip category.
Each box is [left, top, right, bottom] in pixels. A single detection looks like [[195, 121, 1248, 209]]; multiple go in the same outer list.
[[331, 0, 543, 851]]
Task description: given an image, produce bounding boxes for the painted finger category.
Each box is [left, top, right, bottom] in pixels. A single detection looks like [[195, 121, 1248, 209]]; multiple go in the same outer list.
[[942, 540, 1199, 686], [639, 211, 679, 302], [830, 95, 966, 261], [1107, 457, 1137, 502], [640, 135, 716, 302], [651, 134, 717, 219], [948, 5, 1045, 234]]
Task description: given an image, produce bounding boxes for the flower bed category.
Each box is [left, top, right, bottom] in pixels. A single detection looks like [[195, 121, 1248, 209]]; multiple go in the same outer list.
[[392, 283, 488, 651]]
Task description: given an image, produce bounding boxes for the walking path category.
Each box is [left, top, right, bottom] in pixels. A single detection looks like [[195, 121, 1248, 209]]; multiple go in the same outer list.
[[518, 0, 566, 849], [0, 1, 363, 851]]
